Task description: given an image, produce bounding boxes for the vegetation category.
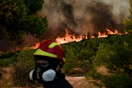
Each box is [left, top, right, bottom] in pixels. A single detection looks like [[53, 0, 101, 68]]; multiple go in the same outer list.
[[0, 0, 132, 88], [11, 49, 35, 86], [0, 52, 17, 67], [0, 35, 131, 87], [0, 49, 35, 87], [0, 0, 48, 45], [62, 34, 132, 88]]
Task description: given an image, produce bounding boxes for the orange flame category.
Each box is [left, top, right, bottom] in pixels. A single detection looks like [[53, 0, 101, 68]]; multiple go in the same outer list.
[[0, 43, 40, 53], [56, 28, 121, 44], [0, 28, 122, 53], [56, 29, 83, 44], [98, 28, 121, 38], [30, 43, 40, 49]]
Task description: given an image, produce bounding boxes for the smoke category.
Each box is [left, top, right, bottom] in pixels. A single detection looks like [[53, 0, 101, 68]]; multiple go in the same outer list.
[[38, 0, 130, 39], [100, 0, 130, 23], [86, 1, 116, 33], [21, 33, 40, 47], [0, 40, 15, 52], [0, 34, 40, 52]]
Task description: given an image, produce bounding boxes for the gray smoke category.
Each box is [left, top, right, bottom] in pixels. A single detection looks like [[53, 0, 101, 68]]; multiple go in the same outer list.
[[0, 40, 15, 52], [38, 0, 130, 39], [21, 33, 40, 47], [86, 1, 116, 33]]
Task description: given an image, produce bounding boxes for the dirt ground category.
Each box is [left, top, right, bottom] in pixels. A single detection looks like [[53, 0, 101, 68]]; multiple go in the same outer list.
[[0, 75, 99, 88], [66, 76, 99, 88]]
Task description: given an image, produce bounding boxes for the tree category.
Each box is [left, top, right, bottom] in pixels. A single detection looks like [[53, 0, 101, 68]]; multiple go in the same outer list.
[[123, 0, 132, 35], [87, 32, 91, 39], [0, 0, 27, 40], [90, 40, 132, 88], [23, 0, 44, 14], [123, 0, 132, 74], [18, 15, 48, 37], [82, 34, 86, 40], [0, 0, 47, 45], [0, 0, 27, 26], [93, 33, 98, 38]]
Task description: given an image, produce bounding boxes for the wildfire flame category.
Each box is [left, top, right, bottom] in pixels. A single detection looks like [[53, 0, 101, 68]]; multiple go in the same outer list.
[[56, 29, 83, 44], [0, 28, 122, 53], [0, 43, 40, 53], [55, 28, 121, 44], [29, 43, 40, 49], [98, 28, 121, 38]]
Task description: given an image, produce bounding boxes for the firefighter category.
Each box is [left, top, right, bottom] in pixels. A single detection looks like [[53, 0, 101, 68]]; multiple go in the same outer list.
[[29, 40, 73, 88]]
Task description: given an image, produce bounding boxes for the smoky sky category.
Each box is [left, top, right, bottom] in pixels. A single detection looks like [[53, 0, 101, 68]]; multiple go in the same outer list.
[[38, 0, 130, 39], [86, 1, 116, 33]]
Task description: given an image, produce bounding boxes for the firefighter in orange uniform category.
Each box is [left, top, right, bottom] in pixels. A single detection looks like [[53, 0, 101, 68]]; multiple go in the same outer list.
[[29, 40, 73, 88]]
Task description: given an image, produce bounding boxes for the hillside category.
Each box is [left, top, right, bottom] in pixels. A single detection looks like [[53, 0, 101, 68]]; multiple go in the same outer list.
[[0, 34, 131, 88]]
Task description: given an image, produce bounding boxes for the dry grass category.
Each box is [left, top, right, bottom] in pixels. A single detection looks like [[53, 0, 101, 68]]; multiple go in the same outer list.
[[0, 67, 13, 87]]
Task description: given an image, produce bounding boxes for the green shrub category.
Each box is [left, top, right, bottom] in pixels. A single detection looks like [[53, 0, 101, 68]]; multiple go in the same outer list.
[[0, 52, 17, 67], [62, 48, 78, 74], [62, 34, 131, 88], [102, 73, 132, 88], [77, 48, 95, 60], [0, 52, 17, 59], [0, 56, 16, 67], [77, 59, 93, 72], [11, 49, 35, 86]]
